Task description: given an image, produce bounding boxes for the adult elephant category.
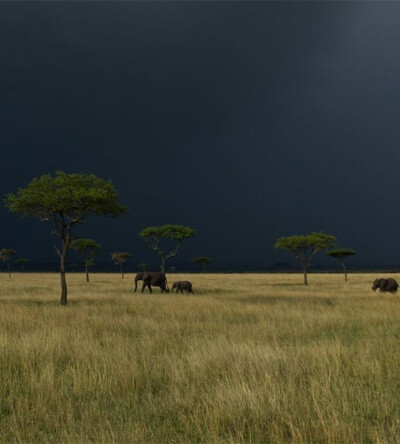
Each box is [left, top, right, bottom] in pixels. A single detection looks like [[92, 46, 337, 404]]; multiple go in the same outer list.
[[134, 272, 169, 293], [372, 278, 399, 293]]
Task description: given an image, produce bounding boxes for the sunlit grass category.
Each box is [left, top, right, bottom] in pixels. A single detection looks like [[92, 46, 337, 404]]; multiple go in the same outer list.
[[0, 272, 399, 442]]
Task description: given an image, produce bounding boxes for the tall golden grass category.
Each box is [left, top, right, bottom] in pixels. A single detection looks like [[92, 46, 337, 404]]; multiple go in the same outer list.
[[0, 272, 399, 442]]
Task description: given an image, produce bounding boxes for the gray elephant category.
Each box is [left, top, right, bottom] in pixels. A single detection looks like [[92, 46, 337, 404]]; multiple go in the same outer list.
[[134, 272, 169, 293], [172, 281, 194, 293], [372, 278, 399, 293]]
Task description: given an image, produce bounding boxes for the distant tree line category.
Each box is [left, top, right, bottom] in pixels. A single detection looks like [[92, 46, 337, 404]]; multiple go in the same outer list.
[[3, 172, 199, 305], [193, 257, 213, 273], [2, 171, 357, 304], [274, 232, 356, 285], [70, 238, 101, 283]]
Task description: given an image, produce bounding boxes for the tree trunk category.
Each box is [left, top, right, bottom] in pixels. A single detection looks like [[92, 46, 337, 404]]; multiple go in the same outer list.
[[60, 242, 68, 305], [8, 263, 11, 278], [161, 257, 166, 275], [303, 267, 308, 285], [85, 259, 89, 283], [341, 261, 347, 282], [203, 266, 206, 274], [120, 264, 124, 279]]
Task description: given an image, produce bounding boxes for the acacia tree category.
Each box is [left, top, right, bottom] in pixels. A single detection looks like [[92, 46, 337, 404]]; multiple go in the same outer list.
[[16, 258, 29, 272], [139, 224, 195, 274], [0, 249, 16, 278], [326, 248, 356, 282], [193, 256, 213, 273], [274, 232, 336, 285], [4, 172, 126, 305], [70, 238, 101, 283], [138, 262, 147, 272], [112, 252, 131, 278]]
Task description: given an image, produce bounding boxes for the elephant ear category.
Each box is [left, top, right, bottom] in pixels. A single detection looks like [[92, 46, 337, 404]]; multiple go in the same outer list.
[[379, 279, 387, 288]]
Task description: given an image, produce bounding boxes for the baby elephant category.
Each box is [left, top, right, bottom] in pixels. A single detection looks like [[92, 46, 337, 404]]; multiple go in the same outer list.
[[372, 278, 399, 293], [172, 281, 194, 293]]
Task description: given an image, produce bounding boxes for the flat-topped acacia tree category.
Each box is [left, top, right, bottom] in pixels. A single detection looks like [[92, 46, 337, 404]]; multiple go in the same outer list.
[[326, 248, 356, 282], [4, 172, 127, 305], [70, 238, 101, 283], [16, 258, 29, 272], [111, 252, 131, 279], [193, 256, 213, 273], [274, 232, 336, 285], [0, 249, 16, 278], [138, 262, 147, 272], [139, 224, 195, 274]]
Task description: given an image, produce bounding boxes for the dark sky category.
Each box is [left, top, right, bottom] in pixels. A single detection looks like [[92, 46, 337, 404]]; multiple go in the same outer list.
[[2, 1, 400, 270]]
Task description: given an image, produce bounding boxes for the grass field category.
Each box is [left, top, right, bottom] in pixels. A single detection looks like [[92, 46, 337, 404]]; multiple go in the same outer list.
[[0, 272, 400, 443]]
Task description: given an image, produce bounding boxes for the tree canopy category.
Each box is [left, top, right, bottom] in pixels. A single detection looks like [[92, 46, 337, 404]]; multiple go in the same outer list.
[[139, 224, 195, 274], [274, 232, 336, 285], [70, 238, 101, 282], [326, 248, 356, 282], [275, 232, 337, 254], [4, 171, 127, 304], [193, 256, 213, 273], [15, 258, 29, 271], [326, 249, 356, 260], [4, 171, 127, 223], [112, 252, 131, 278], [0, 249, 16, 278], [0, 249, 16, 261], [70, 238, 101, 256], [139, 224, 195, 241], [16, 258, 29, 265], [138, 262, 148, 271], [112, 252, 131, 262]]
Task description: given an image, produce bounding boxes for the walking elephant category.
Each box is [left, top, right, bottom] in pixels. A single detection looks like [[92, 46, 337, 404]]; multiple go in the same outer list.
[[134, 272, 169, 293], [372, 278, 399, 293], [172, 281, 194, 293]]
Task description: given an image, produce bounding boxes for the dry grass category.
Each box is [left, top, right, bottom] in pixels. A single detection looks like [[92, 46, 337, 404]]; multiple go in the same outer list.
[[0, 272, 400, 443]]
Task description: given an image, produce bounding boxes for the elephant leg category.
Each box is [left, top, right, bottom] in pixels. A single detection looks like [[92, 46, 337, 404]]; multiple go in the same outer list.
[[141, 282, 147, 293], [147, 283, 152, 293]]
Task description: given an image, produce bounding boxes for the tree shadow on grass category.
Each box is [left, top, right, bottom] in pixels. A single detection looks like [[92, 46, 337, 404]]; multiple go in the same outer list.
[[0, 297, 124, 308], [266, 283, 305, 287], [0, 298, 60, 307], [237, 295, 335, 306], [195, 288, 231, 295], [68, 298, 116, 306], [266, 282, 338, 288]]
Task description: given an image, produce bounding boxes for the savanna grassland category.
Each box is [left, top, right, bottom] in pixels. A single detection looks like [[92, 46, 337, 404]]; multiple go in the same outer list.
[[1, 272, 400, 443]]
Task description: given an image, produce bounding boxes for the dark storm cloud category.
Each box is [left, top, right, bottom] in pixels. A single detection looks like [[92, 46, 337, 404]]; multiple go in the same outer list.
[[1, 2, 400, 269]]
